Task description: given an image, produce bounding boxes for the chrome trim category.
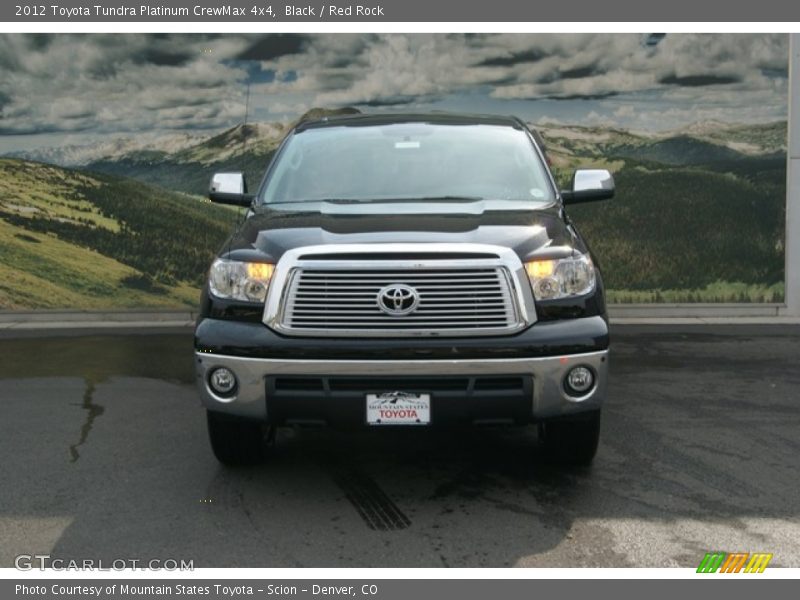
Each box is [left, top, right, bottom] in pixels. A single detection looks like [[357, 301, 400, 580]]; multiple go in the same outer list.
[[195, 349, 608, 421], [262, 243, 537, 338], [573, 169, 615, 194], [209, 172, 245, 195], [376, 283, 420, 316]]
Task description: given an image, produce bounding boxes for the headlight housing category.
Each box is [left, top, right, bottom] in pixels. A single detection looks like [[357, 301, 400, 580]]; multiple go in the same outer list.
[[525, 253, 596, 301], [208, 258, 275, 303]]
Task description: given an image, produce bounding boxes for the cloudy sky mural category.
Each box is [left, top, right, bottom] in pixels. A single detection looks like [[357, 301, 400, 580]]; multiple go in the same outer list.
[[0, 33, 789, 153]]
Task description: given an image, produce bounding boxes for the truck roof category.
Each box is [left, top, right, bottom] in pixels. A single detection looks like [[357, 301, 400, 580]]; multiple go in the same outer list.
[[294, 112, 527, 132]]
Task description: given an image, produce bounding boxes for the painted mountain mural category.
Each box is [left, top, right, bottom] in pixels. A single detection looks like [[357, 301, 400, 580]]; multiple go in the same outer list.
[[0, 33, 789, 308]]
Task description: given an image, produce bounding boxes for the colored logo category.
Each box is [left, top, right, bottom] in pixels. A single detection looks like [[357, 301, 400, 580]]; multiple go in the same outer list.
[[697, 552, 772, 573]]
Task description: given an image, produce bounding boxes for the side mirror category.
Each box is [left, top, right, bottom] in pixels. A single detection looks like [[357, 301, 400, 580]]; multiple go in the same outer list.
[[208, 172, 253, 207], [561, 169, 615, 205]]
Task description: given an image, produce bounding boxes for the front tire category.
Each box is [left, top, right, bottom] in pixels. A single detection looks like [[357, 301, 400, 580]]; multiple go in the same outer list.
[[539, 410, 601, 466], [207, 410, 271, 466]]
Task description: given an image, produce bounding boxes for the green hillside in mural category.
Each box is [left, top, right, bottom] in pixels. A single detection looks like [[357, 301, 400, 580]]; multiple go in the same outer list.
[[87, 124, 281, 198], [86, 108, 360, 197], [539, 121, 786, 303], [567, 160, 785, 303], [0, 113, 788, 309], [0, 159, 240, 309]]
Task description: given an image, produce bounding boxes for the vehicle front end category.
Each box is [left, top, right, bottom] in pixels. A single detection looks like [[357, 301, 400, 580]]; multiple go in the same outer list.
[[195, 114, 614, 465]]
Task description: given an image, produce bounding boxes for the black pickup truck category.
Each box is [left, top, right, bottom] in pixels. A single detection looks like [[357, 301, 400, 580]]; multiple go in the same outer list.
[[195, 112, 614, 466]]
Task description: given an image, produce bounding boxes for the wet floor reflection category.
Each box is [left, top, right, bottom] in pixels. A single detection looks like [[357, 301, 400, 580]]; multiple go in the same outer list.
[[0, 334, 195, 384]]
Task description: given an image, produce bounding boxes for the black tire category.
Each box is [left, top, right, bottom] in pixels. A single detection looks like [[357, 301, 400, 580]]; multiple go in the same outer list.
[[207, 410, 271, 466], [539, 410, 601, 466]]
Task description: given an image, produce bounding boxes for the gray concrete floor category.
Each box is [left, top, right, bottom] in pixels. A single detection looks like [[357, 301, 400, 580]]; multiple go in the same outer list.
[[0, 325, 798, 568]]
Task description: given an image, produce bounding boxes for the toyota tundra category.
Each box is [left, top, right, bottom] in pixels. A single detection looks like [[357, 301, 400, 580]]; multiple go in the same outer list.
[[195, 113, 614, 466]]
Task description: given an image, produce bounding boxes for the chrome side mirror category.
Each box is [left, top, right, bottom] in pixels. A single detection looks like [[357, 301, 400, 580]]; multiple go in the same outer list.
[[208, 172, 253, 206], [561, 169, 615, 204]]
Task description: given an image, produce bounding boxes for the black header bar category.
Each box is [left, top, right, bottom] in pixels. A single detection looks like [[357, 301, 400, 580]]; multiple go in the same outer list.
[[3, 0, 800, 22]]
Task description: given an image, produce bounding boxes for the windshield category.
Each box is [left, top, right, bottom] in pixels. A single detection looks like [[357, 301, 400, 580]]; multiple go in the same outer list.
[[259, 122, 554, 205]]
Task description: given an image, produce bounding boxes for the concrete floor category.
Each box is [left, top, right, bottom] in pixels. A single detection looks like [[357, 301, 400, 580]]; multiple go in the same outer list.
[[0, 325, 798, 568]]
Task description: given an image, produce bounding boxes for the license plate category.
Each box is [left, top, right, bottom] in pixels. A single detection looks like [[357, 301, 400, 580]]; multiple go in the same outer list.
[[366, 391, 431, 425]]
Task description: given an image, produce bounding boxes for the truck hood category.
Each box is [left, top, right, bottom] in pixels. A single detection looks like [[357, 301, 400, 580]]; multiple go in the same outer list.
[[221, 199, 583, 263]]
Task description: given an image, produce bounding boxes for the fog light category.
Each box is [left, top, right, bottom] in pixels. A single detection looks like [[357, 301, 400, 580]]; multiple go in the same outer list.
[[209, 367, 237, 396], [565, 366, 594, 396]]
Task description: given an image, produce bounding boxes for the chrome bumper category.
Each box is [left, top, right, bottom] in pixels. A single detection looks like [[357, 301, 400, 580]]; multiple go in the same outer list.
[[195, 350, 608, 422]]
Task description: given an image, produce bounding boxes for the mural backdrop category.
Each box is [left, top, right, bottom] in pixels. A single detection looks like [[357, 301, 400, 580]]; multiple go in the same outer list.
[[0, 33, 788, 309]]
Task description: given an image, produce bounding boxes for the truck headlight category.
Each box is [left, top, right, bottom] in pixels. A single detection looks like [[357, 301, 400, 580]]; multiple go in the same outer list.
[[525, 254, 596, 301], [208, 258, 275, 303]]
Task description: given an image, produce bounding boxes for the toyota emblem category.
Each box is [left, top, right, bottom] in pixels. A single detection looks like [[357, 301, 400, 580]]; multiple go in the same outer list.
[[377, 284, 420, 316]]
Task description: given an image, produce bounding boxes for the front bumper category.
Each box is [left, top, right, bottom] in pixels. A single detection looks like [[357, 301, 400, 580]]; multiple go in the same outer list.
[[194, 314, 609, 360], [195, 348, 608, 424]]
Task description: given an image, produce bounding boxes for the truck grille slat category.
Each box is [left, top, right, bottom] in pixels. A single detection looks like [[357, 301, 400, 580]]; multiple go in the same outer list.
[[300, 273, 499, 279], [290, 320, 511, 326], [292, 291, 505, 297], [295, 309, 505, 323], [294, 283, 505, 289], [279, 264, 521, 337], [290, 321, 511, 326], [295, 300, 505, 311]]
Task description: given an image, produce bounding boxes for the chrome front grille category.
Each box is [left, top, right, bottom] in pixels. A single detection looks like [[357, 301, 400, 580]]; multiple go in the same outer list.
[[278, 265, 521, 337]]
